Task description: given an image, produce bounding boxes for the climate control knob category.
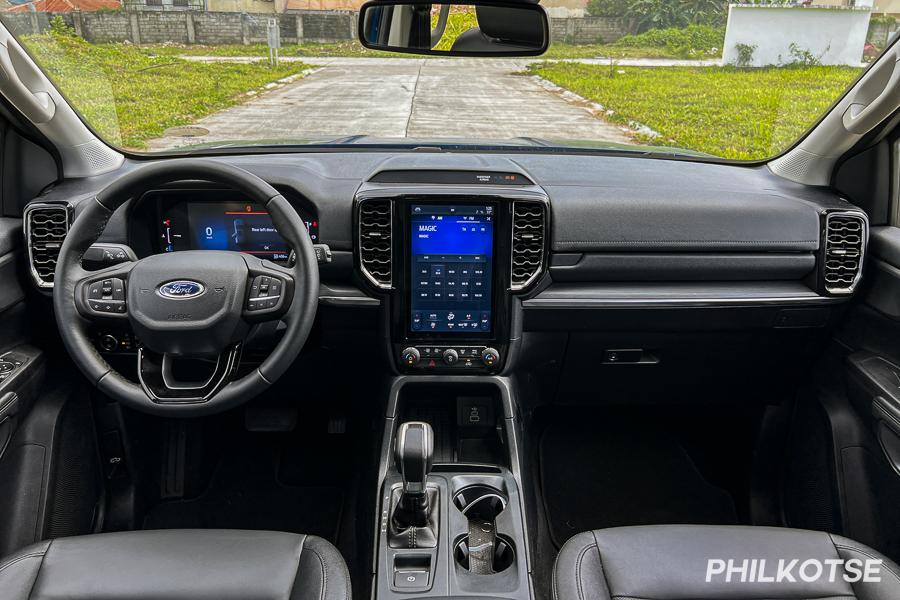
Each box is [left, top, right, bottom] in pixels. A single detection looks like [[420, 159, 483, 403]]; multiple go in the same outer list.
[[401, 347, 421, 367], [442, 348, 459, 365], [481, 347, 500, 367]]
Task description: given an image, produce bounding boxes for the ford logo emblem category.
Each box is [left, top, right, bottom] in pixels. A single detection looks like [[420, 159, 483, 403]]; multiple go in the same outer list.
[[157, 280, 206, 299]]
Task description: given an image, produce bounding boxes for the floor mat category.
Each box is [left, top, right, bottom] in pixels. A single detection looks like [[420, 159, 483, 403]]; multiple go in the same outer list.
[[539, 418, 739, 547], [144, 437, 345, 541]]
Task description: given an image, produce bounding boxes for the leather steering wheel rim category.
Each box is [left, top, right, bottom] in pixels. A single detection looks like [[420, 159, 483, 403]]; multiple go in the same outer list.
[[52, 159, 319, 417]]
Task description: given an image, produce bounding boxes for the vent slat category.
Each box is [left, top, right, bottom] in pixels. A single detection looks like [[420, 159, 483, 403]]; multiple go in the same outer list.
[[511, 202, 546, 290], [358, 199, 392, 288], [27, 205, 68, 288], [823, 213, 865, 295]]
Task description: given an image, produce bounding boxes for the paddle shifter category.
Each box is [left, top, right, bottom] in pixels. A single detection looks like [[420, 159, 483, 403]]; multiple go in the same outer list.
[[389, 421, 438, 548]]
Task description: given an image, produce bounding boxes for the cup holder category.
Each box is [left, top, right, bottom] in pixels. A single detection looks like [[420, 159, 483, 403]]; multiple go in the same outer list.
[[454, 535, 515, 574], [453, 485, 507, 521]]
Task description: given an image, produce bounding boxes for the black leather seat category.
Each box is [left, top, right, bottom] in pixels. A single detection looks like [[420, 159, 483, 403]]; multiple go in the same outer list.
[[0, 529, 350, 600], [554, 525, 900, 600]]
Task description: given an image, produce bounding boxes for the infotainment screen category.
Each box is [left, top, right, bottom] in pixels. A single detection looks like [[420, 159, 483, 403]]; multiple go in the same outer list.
[[158, 201, 318, 263], [409, 204, 494, 334]]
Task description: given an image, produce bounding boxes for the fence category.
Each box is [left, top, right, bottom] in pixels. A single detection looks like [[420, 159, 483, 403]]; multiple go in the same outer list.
[[0, 10, 358, 45], [0, 10, 632, 46]]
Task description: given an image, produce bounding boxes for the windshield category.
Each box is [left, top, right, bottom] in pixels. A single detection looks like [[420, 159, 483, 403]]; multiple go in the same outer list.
[[0, 2, 885, 160]]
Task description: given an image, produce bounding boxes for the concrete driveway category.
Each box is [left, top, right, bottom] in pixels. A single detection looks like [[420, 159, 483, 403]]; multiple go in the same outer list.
[[148, 58, 633, 151]]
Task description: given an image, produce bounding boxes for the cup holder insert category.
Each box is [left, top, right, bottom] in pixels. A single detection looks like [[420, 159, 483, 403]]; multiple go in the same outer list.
[[454, 535, 515, 574], [453, 485, 513, 574], [453, 485, 507, 521]]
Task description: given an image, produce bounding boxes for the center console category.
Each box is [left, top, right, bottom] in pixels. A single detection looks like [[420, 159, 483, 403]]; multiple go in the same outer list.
[[374, 378, 532, 600]]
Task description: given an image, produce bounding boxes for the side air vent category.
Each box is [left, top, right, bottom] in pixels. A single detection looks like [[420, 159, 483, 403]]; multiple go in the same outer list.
[[823, 211, 867, 295], [511, 201, 546, 291], [25, 203, 69, 288], [358, 199, 393, 289]]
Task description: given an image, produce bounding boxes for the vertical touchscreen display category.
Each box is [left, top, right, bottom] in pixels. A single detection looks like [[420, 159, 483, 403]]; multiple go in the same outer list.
[[409, 204, 494, 334]]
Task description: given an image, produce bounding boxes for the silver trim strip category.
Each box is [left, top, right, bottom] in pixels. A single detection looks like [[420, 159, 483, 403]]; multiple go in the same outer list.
[[522, 295, 845, 309]]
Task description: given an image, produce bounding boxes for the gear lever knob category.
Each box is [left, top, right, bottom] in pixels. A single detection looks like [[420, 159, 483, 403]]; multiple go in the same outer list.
[[395, 421, 434, 495]]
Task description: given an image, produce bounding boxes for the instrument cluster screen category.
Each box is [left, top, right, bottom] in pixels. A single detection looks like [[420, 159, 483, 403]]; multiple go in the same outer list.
[[409, 204, 494, 334], [158, 201, 318, 263]]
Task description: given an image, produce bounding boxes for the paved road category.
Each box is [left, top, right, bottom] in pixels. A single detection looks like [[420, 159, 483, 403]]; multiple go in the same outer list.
[[147, 58, 634, 151]]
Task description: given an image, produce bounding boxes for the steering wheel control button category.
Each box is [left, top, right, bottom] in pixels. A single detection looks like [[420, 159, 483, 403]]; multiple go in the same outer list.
[[401, 347, 421, 367], [85, 277, 127, 316], [246, 274, 284, 312], [481, 348, 500, 367]]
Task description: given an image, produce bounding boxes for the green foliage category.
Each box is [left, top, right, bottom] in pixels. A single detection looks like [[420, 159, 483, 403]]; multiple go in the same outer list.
[[529, 61, 861, 160], [586, 0, 726, 31], [733, 43, 756, 67], [20, 31, 307, 149], [48, 16, 75, 37], [610, 24, 724, 58], [783, 43, 826, 67]]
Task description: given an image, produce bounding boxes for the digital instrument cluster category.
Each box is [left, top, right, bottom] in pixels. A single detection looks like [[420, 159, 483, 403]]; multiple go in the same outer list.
[[157, 200, 318, 263]]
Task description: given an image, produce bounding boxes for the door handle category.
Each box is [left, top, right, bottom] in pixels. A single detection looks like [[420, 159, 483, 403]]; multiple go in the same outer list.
[[842, 50, 900, 135]]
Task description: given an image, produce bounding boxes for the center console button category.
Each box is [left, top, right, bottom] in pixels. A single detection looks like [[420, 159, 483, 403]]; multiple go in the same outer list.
[[401, 347, 421, 367], [481, 347, 500, 367], [442, 348, 459, 365], [394, 570, 428, 589]]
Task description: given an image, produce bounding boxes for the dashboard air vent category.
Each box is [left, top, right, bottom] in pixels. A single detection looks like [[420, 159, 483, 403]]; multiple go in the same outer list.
[[26, 204, 69, 288], [823, 212, 866, 295], [358, 199, 392, 288], [511, 201, 546, 290]]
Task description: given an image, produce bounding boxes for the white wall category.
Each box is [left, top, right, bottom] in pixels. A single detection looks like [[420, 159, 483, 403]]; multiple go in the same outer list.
[[723, 5, 871, 67]]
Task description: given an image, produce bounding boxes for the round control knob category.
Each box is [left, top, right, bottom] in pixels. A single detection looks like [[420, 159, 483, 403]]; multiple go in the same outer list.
[[442, 348, 459, 365], [401, 347, 421, 367], [481, 347, 500, 367], [100, 335, 119, 352]]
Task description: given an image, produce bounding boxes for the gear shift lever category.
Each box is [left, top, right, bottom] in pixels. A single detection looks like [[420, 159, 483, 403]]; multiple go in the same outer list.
[[394, 421, 434, 527]]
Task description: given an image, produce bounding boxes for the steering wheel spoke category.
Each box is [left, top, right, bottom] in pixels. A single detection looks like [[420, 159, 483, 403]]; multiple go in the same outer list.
[[137, 344, 242, 403], [74, 260, 136, 321]]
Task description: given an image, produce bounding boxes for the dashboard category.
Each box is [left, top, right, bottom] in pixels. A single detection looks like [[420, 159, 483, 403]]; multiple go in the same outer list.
[[24, 152, 869, 385]]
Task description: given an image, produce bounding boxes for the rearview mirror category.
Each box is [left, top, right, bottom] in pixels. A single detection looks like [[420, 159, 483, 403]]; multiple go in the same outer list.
[[358, 1, 549, 57]]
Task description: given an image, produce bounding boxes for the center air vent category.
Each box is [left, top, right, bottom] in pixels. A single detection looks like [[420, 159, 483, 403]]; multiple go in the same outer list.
[[823, 211, 866, 295], [26, 204, 69, 288], [358, 199, 393, 289], [511, 201, 546, 291]]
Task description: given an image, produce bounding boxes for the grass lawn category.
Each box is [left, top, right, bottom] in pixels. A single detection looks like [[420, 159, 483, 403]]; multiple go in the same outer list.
[[138, 41, 707, 60], [23, 32, 310, 149], [529, 62, 863, 160]]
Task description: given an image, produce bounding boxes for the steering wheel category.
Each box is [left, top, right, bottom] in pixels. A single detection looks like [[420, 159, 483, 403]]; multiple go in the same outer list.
[[53, 159, 319, 417]]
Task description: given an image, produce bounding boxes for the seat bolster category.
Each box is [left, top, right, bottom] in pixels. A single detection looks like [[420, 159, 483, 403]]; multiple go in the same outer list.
[[0, 540, 51, 600], [292, 535, 351, 600], [553, 531, 611, 600], [556, 525, 867, 600], [830, 533, 900, 600]]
